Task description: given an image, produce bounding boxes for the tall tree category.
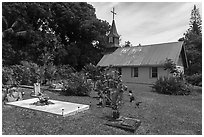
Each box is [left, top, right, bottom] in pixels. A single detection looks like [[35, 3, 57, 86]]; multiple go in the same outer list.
[[179, 5, 202, 75], [2, 2, 110, 70], [189, 5, 202, 35], [48, 3, 110, 70]]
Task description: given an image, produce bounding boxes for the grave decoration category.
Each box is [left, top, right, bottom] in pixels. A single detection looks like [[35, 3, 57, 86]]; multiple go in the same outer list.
[[49, 81, 64, 91], [30, 83, 54, 106], [30, 93, 54, 106], [2, 84, 24, 102]]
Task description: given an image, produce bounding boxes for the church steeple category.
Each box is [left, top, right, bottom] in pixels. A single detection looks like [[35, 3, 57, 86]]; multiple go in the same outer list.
[[109, 20, 120, 38], [107, 8, 120, 48]]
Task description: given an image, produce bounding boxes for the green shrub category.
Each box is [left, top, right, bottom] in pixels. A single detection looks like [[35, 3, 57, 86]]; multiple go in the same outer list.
[[55, 65, 74, 80], [14, 62, 42, 85], [152, 76, 191, 95], [12, 65, 29, 85], [2, 65, 28, 85], [43, 63, 57, 83], [2, 67, 15, 85], [187, 84, 202, 95], [61, 73, 91, 96], [3, 61, 42, 86], [186, 73, 202, 86], [83, 63, 101, 81], [3, 62, 78, 87]]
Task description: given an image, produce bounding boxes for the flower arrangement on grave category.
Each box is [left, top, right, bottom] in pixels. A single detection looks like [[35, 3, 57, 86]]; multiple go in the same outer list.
[[30, 93, 54, 106], [2, 84, 24, 102]]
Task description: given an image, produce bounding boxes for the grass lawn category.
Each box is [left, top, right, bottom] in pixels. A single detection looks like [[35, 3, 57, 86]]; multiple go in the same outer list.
[[2, 84, 202, 135]]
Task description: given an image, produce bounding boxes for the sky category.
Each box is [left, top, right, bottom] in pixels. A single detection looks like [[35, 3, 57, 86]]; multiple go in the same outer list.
[[89, 2, 202, 46]]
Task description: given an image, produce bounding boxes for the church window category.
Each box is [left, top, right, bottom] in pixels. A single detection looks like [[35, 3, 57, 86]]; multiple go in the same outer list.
[[131, 67, 138, 77], [151, 67, 158, 78], [109, 37, 113, 43]]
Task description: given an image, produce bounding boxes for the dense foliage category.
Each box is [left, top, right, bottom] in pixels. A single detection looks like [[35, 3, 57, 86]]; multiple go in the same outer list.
[[185, 73, 202, 86], [82, 63, 102, 88], [152, 77, 190, 95], [2, 2, 110, 71], [61, 73, 92, 96], [3, 62, 41, 85], [2, 61, 74, 86], [163, 58, 178, 74], [152, 59, 190, 96], [179, 5, 202, 76]]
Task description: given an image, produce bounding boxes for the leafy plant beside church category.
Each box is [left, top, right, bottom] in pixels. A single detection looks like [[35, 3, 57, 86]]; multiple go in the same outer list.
[[152, 77, 191, 95], [152, 58, 190, 95]]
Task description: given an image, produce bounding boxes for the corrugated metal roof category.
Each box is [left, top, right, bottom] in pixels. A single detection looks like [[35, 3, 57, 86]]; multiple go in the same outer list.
[[97, 41, 185, 67]]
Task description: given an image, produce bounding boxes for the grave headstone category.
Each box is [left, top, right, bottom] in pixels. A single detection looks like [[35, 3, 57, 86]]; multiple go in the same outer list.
[[34, 83, 41, 96]]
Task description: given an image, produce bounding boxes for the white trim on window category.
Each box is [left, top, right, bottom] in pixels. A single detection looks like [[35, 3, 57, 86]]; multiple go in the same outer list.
[[131, 67, 138, 77], [151, 67, 158, 78]]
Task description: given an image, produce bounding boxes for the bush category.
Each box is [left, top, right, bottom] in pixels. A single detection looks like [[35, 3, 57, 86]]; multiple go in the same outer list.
[[152, 77, 191, 95], [186, 73, 202, 86], [14, 61, 42, 85], [43, 63, 57, 83], [2, 67, 15, 85], [187, 84, 202, 95], [3, 65, 29, 85], [12, 65, 29, 85], [3, 61, 42, 86], [61, 73, 91, 96], [55, 65, 74, 80]]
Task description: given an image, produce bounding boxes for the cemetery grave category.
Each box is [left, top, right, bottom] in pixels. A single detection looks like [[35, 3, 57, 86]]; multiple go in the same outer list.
[[6, 98, 90, 117], [6, 83, 90, 117]]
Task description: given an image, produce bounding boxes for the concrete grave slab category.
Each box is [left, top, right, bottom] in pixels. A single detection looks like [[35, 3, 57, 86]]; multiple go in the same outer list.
[[6, 98, 89, 117], [105, 116, 141, 132]]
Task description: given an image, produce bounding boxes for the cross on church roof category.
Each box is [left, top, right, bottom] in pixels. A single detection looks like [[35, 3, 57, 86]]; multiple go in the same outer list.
[[111, 7, 116, 20]]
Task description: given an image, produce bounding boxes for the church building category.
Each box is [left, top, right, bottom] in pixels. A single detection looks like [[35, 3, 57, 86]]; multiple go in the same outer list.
[[97, 8, 188, 85]]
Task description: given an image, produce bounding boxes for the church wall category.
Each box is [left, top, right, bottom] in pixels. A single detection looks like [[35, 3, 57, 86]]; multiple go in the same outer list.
[[121, 66, 169, 85]]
